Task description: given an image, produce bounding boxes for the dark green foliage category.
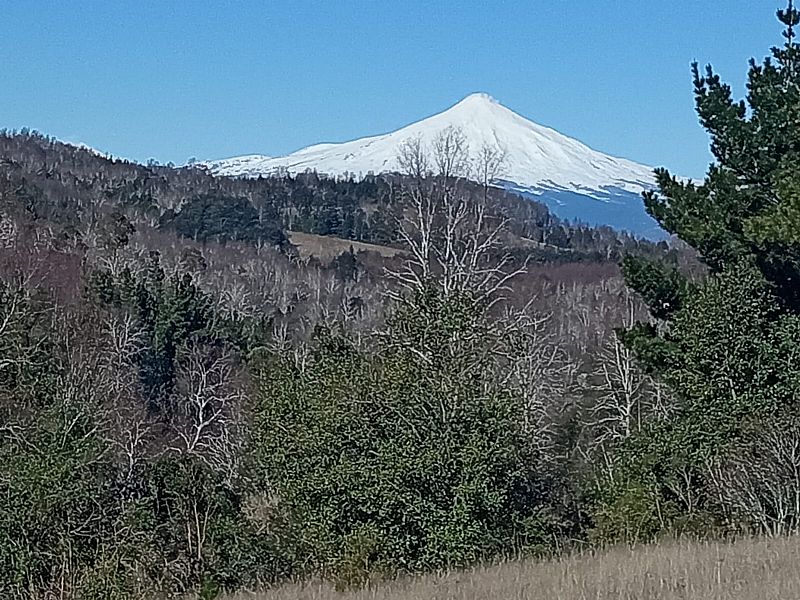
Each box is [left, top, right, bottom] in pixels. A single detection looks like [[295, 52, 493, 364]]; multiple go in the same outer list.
[[0, 288, 140, 598], [598, 6, 800, 542], [0, 283, 56, 403], [139, 456, 282, 595], [163, 193, 289, 247], [253, 288, 560, 583], [90, 253, 214, 407], [640, 30, 800, 309], [139, 276, 210, 407], [0, 394, 275, 599], [598, 263, 800, 540], [0, 399, 131, 599], [621, 256, 692, 320], [0, 265, 281, 598], [0, 379, 168, 599]]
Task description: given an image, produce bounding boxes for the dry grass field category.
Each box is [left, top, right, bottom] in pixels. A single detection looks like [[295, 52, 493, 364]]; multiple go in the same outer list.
[[225, 536, 800, 600], [287, 231, 406, 261]]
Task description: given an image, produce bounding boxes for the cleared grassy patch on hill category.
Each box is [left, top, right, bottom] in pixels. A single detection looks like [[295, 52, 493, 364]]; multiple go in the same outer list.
[[288, 231, 407, 261], [225, 536, 800, 600]]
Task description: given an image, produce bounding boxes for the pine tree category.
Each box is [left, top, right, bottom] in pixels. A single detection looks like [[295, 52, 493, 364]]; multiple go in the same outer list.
[[629, 3, 800, 308], [624, 1, 800, 388], [600, 4, 800, 540]]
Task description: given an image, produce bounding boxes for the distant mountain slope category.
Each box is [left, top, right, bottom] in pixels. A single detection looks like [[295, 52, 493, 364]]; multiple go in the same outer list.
[[2, 130, 668, 264], [203, 93, 665, 238]]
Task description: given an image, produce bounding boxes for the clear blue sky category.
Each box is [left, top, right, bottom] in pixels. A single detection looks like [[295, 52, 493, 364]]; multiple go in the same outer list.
[[1, 1, 789, 178]]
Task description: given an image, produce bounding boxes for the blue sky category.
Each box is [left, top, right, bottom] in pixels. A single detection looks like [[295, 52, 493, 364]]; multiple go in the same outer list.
[[0, 1, 788, 178]]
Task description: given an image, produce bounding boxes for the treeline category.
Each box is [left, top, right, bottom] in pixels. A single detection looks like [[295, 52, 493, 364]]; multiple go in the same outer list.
[[0, 127, 666, 263]]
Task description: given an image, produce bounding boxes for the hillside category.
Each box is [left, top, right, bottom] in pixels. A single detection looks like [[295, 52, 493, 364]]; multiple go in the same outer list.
[[0, 130, 669, 263], [0, 128, 677, 349]]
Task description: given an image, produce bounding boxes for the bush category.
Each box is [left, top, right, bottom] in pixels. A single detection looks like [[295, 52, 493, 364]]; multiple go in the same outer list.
[[253, 287, 561, 581]]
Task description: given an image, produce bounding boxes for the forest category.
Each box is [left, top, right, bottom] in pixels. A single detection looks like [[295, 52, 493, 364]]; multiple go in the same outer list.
[[3, 6, 800, 600]]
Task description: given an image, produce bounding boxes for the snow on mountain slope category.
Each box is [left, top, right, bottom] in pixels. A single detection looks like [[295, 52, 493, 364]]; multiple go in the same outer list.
[[203, 93, 665, 238]]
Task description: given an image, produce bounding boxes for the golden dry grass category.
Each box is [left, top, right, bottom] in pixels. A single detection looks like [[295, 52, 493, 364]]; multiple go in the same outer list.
[[287, 231, 406, 261], [225, 536, 800, 600]]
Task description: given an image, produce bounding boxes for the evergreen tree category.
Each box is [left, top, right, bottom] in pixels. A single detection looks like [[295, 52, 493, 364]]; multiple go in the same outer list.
[[600, 4, 800, 540], [630, 2, 800, 308]]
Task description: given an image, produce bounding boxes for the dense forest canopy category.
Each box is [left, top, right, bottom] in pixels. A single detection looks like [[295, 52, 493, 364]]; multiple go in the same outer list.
[[0, 127, 673, 598]]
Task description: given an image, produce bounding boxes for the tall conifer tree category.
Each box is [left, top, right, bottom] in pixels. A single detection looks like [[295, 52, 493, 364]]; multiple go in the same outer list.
[[599, 4, 800, 540]]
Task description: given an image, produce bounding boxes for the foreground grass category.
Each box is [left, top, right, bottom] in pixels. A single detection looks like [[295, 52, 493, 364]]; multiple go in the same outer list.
[[226, 536, 800, 600]]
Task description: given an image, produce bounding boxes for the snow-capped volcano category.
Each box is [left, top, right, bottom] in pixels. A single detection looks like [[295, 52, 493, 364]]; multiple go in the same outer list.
[[203, 93, 664, 238]]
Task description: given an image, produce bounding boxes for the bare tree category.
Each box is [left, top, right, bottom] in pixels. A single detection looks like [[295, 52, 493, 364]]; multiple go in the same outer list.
[[496, 305, 576, 452], [170, 346, 246, 482], [708, 413, 800, 536], [474, 142, 508, 202], [393, 136, 436, 287], [397, 135, 431, 181], [390, 128, 524, 301], [581, 294, 668, 470], [0, 212, 18, 249], [432, 125, 471, 181], [588, 332, 648, 443], [95, 311, 155, 486]]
